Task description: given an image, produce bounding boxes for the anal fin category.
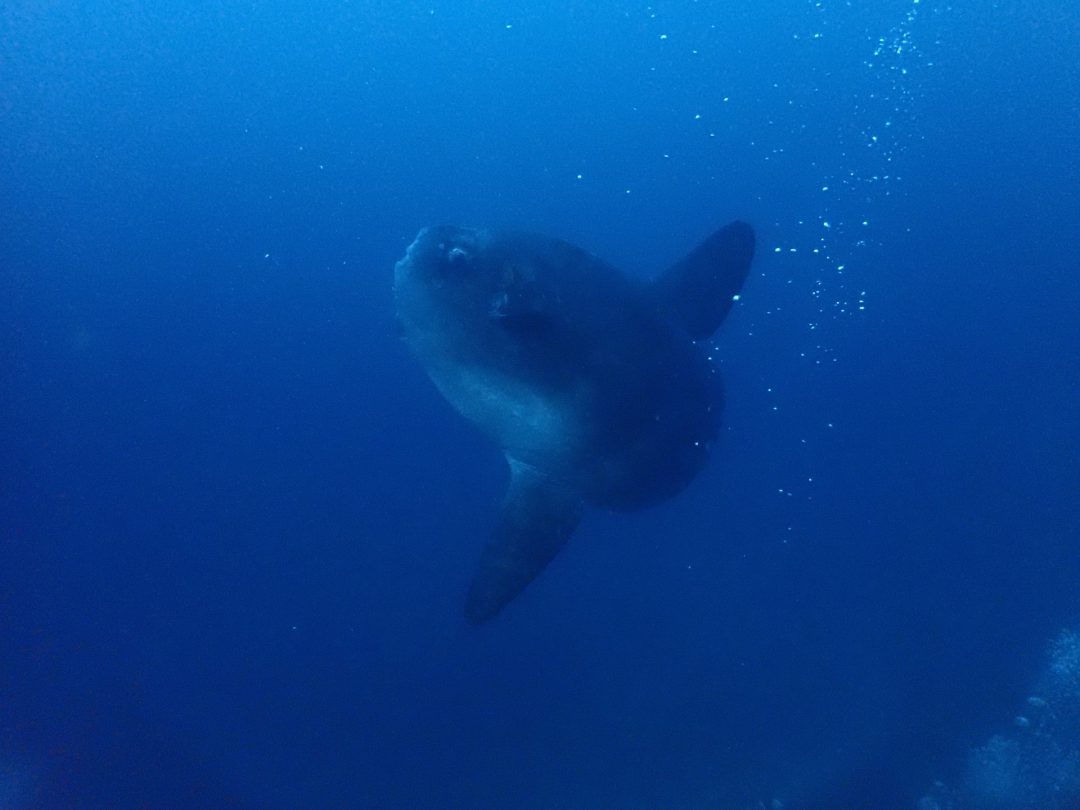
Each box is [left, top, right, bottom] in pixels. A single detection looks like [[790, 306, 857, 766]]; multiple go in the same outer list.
[[465, 459, 583, 624]]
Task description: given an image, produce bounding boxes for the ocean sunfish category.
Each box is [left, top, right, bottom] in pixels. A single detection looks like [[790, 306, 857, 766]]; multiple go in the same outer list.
[[393, 221, 755, 623]]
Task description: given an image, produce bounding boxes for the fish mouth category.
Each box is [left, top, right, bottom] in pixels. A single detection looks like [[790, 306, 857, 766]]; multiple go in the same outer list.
[[393, 228, 435, 287], [395, 225, 482, 284]]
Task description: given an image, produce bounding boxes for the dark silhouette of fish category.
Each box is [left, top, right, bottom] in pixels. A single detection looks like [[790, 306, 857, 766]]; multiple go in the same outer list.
[[394, 221, 755, 623]]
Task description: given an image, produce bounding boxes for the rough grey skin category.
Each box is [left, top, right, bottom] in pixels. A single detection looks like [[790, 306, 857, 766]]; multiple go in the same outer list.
[[394, 221, 755, 623]]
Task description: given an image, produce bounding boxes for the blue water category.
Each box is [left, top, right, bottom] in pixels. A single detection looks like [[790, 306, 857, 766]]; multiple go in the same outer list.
[[2, 1, 1079, 807]]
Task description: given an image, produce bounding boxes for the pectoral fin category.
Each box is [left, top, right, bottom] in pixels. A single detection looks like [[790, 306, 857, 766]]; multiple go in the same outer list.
[[465, 460, 583, 624], [489, 291, 556, 337]]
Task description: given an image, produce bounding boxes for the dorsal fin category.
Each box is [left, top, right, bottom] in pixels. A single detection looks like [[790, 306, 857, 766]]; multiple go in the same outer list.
[[650, 220, 755, 339]]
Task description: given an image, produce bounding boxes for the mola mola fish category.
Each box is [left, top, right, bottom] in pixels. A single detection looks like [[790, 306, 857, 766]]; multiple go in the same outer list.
[[394, 221, 755, 623]]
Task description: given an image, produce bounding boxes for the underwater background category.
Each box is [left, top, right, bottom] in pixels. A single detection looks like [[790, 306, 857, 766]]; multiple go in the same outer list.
[[2, 0, 1079, 807]]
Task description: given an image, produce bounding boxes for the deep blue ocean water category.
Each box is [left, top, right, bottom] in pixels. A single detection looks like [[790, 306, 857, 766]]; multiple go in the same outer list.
[[2, 1, 1078, 807]]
